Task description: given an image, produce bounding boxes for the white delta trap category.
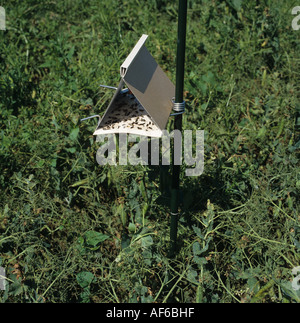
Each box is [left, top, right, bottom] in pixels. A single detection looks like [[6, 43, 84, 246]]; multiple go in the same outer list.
[[83, 34, 175, 138]]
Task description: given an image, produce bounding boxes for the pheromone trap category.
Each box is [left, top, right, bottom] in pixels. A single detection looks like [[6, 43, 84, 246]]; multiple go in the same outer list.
[[83, 34, 175, 138]]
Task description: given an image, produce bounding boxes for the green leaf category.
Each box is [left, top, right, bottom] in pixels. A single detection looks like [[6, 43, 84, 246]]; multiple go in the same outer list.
[[294, 239, 300, 250], [187, 269, 199, 284], [128, 222, 136, 233], [257, 126, 267, 139], [69, 127, 79, 141], [84, 231, 109, 248], [66, 147, 76, 153], [193, 241, 201, 255], [76, 271, 94, 289], [121, 233, 131, 250], [67, 46, 75, 61], [279, 281, 300, 302], [79, 289, 91, 303], [194, 256, 208, 266], [232, 0, 242, 11], [8, 275, 23, 296], [247, 277, 260, 294], [141, 235, 153, 248], [192, 225, 204, 239], [39, 61, 53, 68]]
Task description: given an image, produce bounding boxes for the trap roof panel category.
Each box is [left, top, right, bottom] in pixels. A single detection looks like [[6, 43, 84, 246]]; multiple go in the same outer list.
[[94, 34, 175, 138]]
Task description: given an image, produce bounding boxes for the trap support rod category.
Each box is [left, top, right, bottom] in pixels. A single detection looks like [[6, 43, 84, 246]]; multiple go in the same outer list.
[[169, 0, 188, 258]]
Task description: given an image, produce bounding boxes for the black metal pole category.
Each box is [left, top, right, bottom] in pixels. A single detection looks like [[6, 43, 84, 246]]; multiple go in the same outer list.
[[169, 0, 188, 258]]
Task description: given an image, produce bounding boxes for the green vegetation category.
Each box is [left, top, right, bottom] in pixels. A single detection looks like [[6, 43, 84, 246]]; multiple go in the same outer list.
[[0, 0, 299, 303]]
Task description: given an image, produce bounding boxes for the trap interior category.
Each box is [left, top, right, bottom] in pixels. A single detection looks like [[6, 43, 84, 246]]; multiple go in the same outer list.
[[94, 88, 163, 138]]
